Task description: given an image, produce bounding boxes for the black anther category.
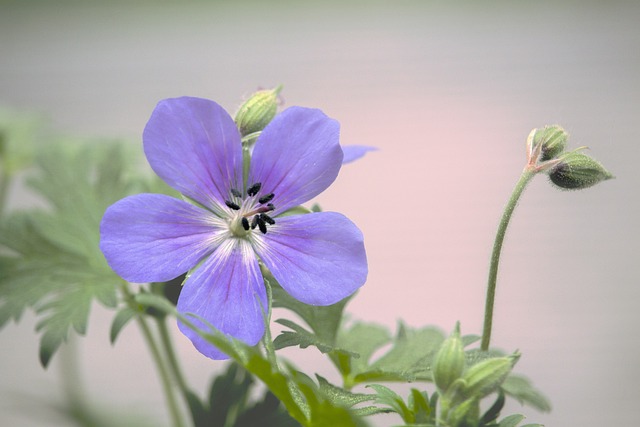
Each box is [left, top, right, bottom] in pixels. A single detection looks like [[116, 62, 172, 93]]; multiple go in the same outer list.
[[230, 188, 242, 198], [260, 213, 275, 225], [258, 193, 274, 204], [257, 216, 267, 234], [241, 217, 250, 231], [250, 215, 259, 229], [247, 183, 262, 197], [266, 203, 275, 211], [225, 200, 241, 210]]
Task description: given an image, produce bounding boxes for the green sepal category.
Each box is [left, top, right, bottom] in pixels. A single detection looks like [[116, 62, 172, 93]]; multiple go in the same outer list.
[[109, 307, 136, 345]]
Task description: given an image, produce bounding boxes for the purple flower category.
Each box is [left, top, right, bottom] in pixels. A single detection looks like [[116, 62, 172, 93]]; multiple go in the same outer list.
[[100, 97, 368, 359]]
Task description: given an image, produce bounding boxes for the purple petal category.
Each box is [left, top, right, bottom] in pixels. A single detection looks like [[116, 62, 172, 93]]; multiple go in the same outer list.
[[100, 193, 223, 283], [254, 212, 367, 305], [143, 97, 243, 212], [177, 239, 267, 359], [342, 145, 377, 164], [248, 107, 342, 214]]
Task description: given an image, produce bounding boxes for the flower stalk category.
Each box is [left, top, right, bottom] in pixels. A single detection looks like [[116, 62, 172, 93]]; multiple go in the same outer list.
[[481, 169, 535, 351], [120, 283, 187, 427]]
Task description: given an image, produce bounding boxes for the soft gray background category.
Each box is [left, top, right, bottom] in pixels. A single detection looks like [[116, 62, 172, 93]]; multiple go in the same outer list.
[[1, 1, 639, 426]]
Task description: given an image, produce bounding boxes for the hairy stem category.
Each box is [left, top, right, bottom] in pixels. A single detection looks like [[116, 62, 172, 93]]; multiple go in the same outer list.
[[481, 169, 536, 351]]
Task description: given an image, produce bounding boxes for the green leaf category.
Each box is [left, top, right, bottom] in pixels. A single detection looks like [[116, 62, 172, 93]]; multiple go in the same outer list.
[[0, 140, 148, 367], [501, 374, 552, 412], [271, 279, 352, 345], [409, 388, 432, 423], [109, 307, 136, 344], [479, 391, 505, 426], [352, 324, 445, 385], [315, 375, 375, 409], [273, 318, 337, 353], [497, 414, 525, 427], [366, 384, 413, 422], [333, 321, 391, 379]]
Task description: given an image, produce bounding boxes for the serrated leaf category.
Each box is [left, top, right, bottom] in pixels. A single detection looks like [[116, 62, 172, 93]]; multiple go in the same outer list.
[[501, 374, 551, 412], [0, 140, 147, 367], [315, 375, 375, 408], [351, 324, 444, 384], [271, 279, 351, 345], [109, 307, 136, 344], [274, 318, 336, 353]]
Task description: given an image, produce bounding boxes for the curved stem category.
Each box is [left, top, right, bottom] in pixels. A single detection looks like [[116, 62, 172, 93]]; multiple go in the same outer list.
[[121, 283, 187, 427], [481, 169, 536, 351]]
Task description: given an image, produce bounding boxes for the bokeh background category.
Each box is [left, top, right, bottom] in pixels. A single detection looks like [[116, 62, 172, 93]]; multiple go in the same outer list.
[[1, 1, 639, 426]]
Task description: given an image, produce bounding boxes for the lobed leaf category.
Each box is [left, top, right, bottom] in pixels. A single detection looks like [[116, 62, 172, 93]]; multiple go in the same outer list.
[[0, 141, 149, 367]]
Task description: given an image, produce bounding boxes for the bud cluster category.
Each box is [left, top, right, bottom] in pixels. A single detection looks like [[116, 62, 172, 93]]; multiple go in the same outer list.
[[526, 125, 613, 190], [432, 324, 519, 427]]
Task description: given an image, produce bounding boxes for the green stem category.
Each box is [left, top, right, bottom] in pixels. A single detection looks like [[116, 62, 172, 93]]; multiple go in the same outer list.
[[156, 317, 190, 393], [121, 284, 187, 427], [0, 169, 11, 216], [481, 169, 536, 351]]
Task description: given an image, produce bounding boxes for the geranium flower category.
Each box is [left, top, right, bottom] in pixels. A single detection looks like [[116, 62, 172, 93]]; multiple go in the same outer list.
[[100, 97, 368, 359]]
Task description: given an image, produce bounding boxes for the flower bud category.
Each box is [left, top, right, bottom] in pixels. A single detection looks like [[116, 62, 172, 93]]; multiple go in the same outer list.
[[549, 151, 613, 190], [433, 322, 465, 393], [533, 125, 568, 161], [461, 353, 519, 399], [234, 86, 282, 137]]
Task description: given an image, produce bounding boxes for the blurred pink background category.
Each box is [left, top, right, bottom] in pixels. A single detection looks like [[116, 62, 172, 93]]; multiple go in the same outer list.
[[1, 1, 639, 426]]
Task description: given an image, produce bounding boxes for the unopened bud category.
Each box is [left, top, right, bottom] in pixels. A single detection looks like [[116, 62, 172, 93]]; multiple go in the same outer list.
[[549, 151, 613, 190], [533, 125, 568, 161], [433, 322, 465, 393], [461, 353, 519, 399], [234, 85, 282, 137]]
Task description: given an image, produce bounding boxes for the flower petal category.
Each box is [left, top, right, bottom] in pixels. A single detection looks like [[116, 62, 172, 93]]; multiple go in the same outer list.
[[100, 193, 223, 283], [143, 97, 243, 212], [254, 212, 367, 305], [342, 145, 377, 164], [249, 107, 342, 214], [177, 238, 267, 359]]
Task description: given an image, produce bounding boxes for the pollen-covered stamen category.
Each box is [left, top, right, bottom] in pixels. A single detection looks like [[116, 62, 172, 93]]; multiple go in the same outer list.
[[247, 182, 262, 197], [250, 215, 258, 229], [258, 193, 274, 204], [230, 188, 242, 198], [241, 217, 250, 231]]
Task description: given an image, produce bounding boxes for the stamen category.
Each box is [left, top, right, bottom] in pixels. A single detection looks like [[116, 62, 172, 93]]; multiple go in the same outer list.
[[241, 217, 250, 231], [266, 203, 275, 211], [256, 216, 267, 234], [251, 215, 259, 229], [260, 213, 275, 225], [230, 188, 242, 198], [225, 200, 241, 210], [247, 183, 262, 197], [259, 193, 274, 204]]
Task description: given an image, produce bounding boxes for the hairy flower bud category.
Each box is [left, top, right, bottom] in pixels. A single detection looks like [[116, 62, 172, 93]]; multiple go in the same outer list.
[[534, 125, 568, 161], [234, 86, 282, 137], [433, 322, 465, 393], [461, 353, 519, 399], [549, 151, 613, 190]]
